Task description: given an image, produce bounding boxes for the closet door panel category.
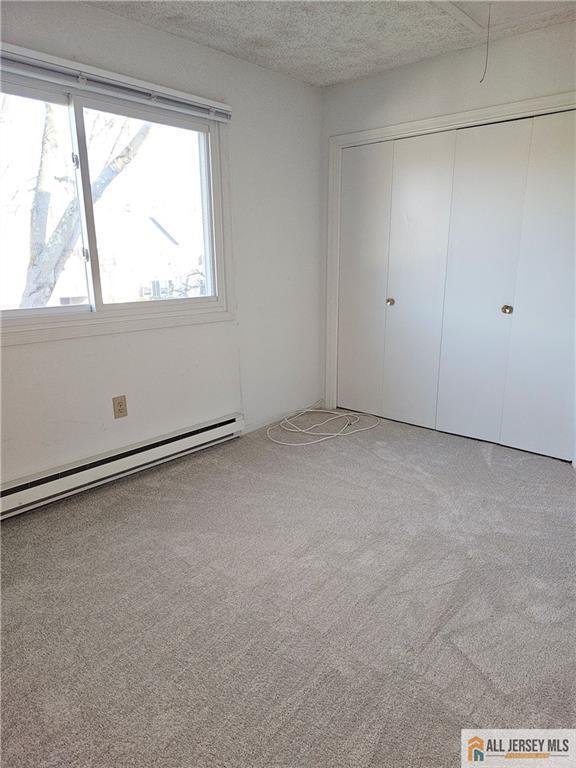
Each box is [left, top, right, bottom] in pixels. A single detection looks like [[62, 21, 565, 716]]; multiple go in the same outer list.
[[436, 119, 533, 442], [382, 131, 455, 428], [337, 142, 393, 415], [500, 111, 575, 459]]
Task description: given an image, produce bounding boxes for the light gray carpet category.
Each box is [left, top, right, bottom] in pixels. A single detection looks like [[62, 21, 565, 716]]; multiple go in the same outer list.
[[2, 418, 575, 767]]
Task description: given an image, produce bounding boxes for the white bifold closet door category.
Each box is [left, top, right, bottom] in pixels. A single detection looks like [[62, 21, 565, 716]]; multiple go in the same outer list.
[[436, 119, 533, 443], [382, 131, 455, 428], [499, 111, 575, 459], [337, 142, 393, 415], [336, 111, 574, 460]]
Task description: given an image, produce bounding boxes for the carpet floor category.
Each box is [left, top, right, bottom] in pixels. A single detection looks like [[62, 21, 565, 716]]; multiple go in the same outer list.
[[1, 417, 575, 767]]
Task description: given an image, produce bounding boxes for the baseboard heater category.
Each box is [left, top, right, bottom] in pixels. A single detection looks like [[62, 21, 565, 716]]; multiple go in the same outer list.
[[1, 413, 244, 520]]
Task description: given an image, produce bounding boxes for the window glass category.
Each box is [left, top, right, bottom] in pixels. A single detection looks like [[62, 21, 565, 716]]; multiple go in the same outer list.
[[83, 107, 214, 305], [0, 92, 89, 309]]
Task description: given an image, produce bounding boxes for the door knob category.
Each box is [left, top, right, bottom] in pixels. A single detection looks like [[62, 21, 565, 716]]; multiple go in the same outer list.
[[501, 304, 514, 314], [386, 298, 395, 306]]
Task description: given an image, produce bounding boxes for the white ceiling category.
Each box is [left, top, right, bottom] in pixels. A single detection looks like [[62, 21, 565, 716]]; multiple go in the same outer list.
[[91, 1, 576, 86]]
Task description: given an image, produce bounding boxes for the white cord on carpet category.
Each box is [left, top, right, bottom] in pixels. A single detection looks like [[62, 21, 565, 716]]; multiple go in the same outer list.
[[266, 407, 380, 446]]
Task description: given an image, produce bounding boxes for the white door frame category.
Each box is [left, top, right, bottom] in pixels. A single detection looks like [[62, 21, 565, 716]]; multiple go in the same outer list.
[[325, 90, 576, 462]]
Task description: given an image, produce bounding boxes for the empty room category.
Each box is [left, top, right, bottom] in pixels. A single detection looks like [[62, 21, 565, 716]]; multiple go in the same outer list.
[[1, 1, 575, 766]]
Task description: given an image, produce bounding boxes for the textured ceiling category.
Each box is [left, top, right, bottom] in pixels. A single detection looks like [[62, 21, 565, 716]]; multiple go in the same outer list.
[[91, 1, 576, 86]]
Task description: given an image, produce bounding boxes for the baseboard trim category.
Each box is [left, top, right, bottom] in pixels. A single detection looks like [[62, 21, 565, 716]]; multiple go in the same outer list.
[[1, 414, 244, 519]]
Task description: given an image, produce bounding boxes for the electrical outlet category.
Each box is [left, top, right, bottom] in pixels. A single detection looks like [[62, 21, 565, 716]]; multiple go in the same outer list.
[[112, 395, 128, 419]]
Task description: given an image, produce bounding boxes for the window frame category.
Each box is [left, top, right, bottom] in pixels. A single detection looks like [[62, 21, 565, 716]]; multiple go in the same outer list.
[[0, 73, 234, 346]]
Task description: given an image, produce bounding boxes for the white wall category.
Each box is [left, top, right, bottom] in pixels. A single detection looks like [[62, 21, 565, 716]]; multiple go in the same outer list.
[[0, 2, 323, 481], [322, 22, 576, 138]]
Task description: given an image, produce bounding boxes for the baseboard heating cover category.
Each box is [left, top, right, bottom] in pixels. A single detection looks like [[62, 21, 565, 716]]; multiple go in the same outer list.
[[1, 413, 244, 519]]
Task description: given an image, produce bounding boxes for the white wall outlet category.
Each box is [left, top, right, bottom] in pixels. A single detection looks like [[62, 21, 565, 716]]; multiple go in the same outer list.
[[112, 395, 128, 419]]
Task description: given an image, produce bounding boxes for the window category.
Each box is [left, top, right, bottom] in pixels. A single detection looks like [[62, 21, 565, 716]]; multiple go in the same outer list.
[[83, 106, 214, 305], [0, 93, 90, 310], [0, 59, 230, 338]]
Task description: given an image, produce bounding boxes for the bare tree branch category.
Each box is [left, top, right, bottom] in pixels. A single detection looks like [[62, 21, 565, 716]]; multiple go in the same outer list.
[[91, 122, 150, 201], [20, 121, 152, 308], [103, 118, 131, 169], [29, 103, 57, 265]]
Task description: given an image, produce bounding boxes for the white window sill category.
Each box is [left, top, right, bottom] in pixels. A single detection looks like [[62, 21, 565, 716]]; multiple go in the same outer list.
[[1, 303, 235, 346]]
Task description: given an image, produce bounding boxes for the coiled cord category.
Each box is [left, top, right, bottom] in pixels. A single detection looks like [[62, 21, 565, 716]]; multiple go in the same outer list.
[[266, 407, 379, 446]]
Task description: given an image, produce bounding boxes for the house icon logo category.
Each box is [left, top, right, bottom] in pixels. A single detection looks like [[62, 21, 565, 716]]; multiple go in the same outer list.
[[467, 736, 485, 762]]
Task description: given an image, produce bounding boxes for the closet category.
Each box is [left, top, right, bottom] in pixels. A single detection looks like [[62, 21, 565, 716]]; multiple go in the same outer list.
[[382, 130, 455, 429], [337, 141, 393, 416], [336, 110, 575, 460], [436, 119, 533, 442]]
